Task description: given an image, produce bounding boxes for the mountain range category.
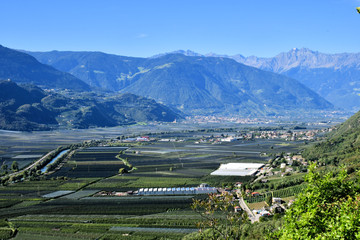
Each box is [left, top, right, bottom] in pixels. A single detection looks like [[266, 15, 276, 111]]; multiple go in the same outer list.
[[26, 50, 333, 115], [158, 48, 360, 111]]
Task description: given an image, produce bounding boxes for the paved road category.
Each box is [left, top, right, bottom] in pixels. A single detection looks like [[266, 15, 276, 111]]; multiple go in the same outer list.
[[238, 195, 260, 223]]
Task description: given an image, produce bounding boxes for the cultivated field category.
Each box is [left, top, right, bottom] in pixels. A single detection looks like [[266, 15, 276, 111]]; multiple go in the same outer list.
[[0, 126, 306, 239]]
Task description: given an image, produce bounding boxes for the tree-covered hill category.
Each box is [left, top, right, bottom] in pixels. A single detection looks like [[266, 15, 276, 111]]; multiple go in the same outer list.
[[27, 50, 145, 91], [0, 80, 181, 131], [0, 45, 90, 91], [303, 110, 360, 169]]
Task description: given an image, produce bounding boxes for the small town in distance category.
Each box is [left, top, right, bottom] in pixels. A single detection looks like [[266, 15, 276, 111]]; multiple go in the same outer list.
[[1, 2, 360, 238], [0, 120, 330, 239]]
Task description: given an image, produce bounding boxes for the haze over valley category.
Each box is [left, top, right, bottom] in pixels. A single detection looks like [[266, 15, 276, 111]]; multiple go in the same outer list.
[[1, 1, 360, 239]]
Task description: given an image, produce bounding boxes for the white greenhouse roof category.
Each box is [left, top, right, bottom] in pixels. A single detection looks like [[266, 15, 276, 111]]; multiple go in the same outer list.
[[211, 163, 264, 176]]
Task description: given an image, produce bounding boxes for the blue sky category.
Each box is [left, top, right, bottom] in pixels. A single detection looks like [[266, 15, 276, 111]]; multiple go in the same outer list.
[[1, 0, 360, 57]]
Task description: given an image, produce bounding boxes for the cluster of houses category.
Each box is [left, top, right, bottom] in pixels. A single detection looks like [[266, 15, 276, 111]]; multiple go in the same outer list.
[[252, 153, 308, 179], [252, 197, 290, 217], [184, 116, 276, 125], [193, 131, 318, 145], [106, 127, 331, 146], [253, 130, 321, 141], [284, 154, 307, 166], [193, 127, 334, 144]]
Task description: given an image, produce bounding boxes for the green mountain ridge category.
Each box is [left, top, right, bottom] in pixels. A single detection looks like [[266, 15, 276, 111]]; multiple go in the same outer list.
[[0, 80, 181, 131], [303, 110, 360, 169], [0, 45, 91, 91], [27, 50, 144, 91], [26, 50, 334, 115], [195, 48, 360, 111]]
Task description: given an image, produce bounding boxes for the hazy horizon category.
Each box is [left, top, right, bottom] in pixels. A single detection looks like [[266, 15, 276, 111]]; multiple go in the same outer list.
[[2, 0, 360, 58]]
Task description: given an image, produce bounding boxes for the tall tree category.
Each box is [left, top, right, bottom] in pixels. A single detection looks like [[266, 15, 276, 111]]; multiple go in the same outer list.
[[269, 163, 360, 239], [1, 164, 8, 171], [11, 161, 19, 172]]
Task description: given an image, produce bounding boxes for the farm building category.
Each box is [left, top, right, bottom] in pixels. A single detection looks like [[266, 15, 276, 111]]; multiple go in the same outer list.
[[210, 163, 264, 176], [199, 183, 210, 188], [234, 206, 242, 213], [220, 137, 237, 142], [270, 204, 285, 214], [136, 136, 150, 142], [260, 210, 271, 217], [123, 138, 137, 142], [196, 187, 217, 194], [137, 186, 217, 196]]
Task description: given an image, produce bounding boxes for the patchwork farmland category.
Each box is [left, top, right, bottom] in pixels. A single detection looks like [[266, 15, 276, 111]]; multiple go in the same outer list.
[[0, 126, 308, 239]]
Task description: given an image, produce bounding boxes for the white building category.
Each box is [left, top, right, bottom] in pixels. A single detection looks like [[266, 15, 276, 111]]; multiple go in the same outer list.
[[137, 186, 216, 195], [211, 163, 264, 176]]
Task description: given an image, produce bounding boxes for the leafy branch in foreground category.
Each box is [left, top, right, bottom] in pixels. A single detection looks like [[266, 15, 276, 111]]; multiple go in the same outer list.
[[269, 163, 360, 239], [190, 192, 248, 239]]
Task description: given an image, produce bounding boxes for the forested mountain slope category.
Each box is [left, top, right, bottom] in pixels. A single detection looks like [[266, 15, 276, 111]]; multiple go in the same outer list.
[[157, 48, 360, 111], [303, 110, 360, 169], [0, 80, 181, 131], [27, 50, 334, 115], [0, 45, 90, 91]]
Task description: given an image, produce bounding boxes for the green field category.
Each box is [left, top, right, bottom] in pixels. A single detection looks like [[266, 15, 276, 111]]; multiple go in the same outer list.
[[0, 126, 307, 239]]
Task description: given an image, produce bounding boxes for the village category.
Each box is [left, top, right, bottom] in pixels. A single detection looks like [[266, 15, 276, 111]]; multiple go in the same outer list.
[[0, 122, 320, 234], [93, 147, 308, 223], [116, 128, 331, 145]]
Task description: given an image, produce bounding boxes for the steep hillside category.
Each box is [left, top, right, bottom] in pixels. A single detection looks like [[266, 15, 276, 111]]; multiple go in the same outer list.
[[193, 56, 331, 111], [157, 48, 360, 111], [0, 80, 181, 131], [303, 110, 360, 168], [232, 48, 360, 111], [27, 50, 145, 91], [0, 80, 57, 130], [27, 50, 333, 115], [122, 54, 333, 114], [0, 45, 90, 91]]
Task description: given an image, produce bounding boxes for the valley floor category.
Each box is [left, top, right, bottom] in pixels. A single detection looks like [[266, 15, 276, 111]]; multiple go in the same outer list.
[[0, 123, 327, 239]]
